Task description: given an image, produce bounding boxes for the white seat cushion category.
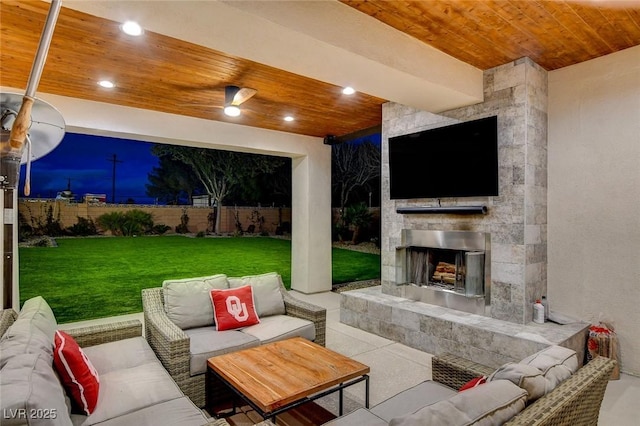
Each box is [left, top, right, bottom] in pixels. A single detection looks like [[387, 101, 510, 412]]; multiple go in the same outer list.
[[79, 363, 184, 425], [370, 381, 457, 422], [389, 380, 527, 426], [185, 327, 259, 375], [82, 337, 160, 375], [240, 314, 315, 344], [88, 396, 208, 426], [323, 408, 387, 426]]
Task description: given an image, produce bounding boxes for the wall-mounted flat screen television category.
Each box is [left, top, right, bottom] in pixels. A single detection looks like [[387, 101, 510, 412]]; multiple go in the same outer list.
[[389, 116, 499, 199]]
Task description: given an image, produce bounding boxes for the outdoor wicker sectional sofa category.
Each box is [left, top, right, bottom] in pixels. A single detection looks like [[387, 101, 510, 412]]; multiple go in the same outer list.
[[316, 346, 615, 426], [0, 297, 227, 426], [141, 272, 327, 408]]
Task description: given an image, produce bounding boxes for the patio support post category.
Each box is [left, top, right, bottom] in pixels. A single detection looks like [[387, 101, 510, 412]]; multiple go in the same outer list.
[[0, 188, 19, 310], [291, 147, 332, 293]]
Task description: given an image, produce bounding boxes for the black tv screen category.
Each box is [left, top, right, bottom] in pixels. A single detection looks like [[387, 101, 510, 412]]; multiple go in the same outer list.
[[389, 116, 499, 199]]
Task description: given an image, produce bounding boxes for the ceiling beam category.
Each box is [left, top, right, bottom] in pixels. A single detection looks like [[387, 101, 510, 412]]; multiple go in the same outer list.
[[63, 0, 484, 113]]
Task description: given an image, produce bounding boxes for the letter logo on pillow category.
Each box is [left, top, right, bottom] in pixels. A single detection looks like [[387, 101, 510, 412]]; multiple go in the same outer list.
[[211, 285, 260, 331], [226, 295, 249, 322]]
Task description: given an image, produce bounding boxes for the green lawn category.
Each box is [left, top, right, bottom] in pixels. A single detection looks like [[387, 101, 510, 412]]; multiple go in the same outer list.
[[19, 236, 380, 323]]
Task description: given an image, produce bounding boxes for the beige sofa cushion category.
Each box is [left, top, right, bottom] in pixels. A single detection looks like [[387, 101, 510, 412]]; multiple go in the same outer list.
[[0, 353, 73, 426], [370, 381, 457, 422], [84, 397, 208, 426], [389, 380, 527, 426], [240, 314, 315, 345], [79, 363, 184, 425], [488, 363, 547, 401], [228, 272, 286, 317], [323, 408, 388, 426], [82, 337, 161, 375], [519, 345, 578, 390], [162, 274, 229, 329]]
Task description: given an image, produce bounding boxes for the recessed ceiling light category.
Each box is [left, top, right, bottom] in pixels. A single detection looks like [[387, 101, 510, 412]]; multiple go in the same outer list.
[[284, 116, 295, 122], [98, 80, 115, 88], [224, 105, 241, 117], [121, 21, 143, 36], [342, 86, 356, 95]]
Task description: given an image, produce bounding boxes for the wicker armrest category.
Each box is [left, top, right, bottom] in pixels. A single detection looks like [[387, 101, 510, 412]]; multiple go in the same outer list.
[[64, 320, 142, 348], [432, 353, 495, 390], [0, 309, 18, 338], [281, 289, 327, 347], [141, 288, 192, 383]]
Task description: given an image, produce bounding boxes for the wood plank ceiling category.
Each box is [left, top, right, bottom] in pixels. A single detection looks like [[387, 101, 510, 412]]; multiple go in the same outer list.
[[341, 0, 640, 71], [1, 1, 639, 138]]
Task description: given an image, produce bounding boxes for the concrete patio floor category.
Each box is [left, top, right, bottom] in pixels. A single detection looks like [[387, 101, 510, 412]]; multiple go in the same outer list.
[[60, 288, 639, 424], [289, 288, 640, 426]]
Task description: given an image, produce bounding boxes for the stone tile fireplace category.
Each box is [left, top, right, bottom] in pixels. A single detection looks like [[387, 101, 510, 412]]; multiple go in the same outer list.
[[340, 58, 589, 368], [397, 229, 490, 316]]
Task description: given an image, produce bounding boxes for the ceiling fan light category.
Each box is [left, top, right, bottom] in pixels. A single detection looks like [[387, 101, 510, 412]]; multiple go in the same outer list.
[[224, 105, 241, 117]]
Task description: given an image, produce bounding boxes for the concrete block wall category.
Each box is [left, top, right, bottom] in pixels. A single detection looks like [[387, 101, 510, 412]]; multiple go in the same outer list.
[[18, 200, 291, 235]]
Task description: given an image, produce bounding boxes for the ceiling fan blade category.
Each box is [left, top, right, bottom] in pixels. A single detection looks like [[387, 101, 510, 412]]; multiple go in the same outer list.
[[230, 87, 257, 106]]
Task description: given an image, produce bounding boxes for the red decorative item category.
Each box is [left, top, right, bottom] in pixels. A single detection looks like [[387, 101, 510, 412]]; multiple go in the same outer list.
[[459, 376, 487, 392], [587, 322, 620, 380], [210, 285, 260, 331], [53, 330, 100, 415]]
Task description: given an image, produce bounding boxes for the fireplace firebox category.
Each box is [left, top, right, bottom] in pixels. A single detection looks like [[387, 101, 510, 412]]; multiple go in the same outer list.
[[395, 230, 490, 315]]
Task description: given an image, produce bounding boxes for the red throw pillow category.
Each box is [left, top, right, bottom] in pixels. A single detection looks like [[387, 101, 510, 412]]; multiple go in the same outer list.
[[459, 376, 487, 392], [210, 285, 260, 331], [53, 330, 100, 415]]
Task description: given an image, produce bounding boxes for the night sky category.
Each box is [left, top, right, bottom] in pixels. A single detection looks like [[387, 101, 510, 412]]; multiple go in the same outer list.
[[18, 133, 159, 204]]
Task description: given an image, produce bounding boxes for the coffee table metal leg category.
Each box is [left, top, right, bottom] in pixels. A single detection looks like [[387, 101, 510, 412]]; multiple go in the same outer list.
[[339, 386, 344, 416], [365, 375, 370, 408]]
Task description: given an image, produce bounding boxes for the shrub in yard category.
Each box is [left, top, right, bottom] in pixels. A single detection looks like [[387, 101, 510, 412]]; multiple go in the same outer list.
[[176, 209, 189, 234], [97, 210, 154, 236], [344, 202, 373, 244], [152, 224, 171, 235], [122, 209, 154, 236], [67, 217, 98, 236], [97, 212, 125, 235], [196, 231, 206, 238], [18, 212, 34, 242]]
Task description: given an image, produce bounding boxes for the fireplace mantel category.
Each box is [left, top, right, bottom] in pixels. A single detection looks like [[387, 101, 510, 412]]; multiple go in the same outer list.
[[396, 205, 488, 215]]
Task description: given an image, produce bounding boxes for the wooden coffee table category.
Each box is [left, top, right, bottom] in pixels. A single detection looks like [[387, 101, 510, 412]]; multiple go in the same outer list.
[[206, 337, 370, 421]]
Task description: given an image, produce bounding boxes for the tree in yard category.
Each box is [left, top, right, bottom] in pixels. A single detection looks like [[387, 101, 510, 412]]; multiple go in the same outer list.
[[146, 155, 203, 205], [332, 139, 381, 221], [151, 145, 284, 233]]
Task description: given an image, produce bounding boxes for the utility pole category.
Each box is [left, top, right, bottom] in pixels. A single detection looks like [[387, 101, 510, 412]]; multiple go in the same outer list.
[[107, 154, 123, 203]]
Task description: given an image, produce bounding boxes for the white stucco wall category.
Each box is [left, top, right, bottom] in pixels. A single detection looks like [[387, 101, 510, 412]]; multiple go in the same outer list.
[[1, 88, 333, 297], [548, 46, 640, 375]]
